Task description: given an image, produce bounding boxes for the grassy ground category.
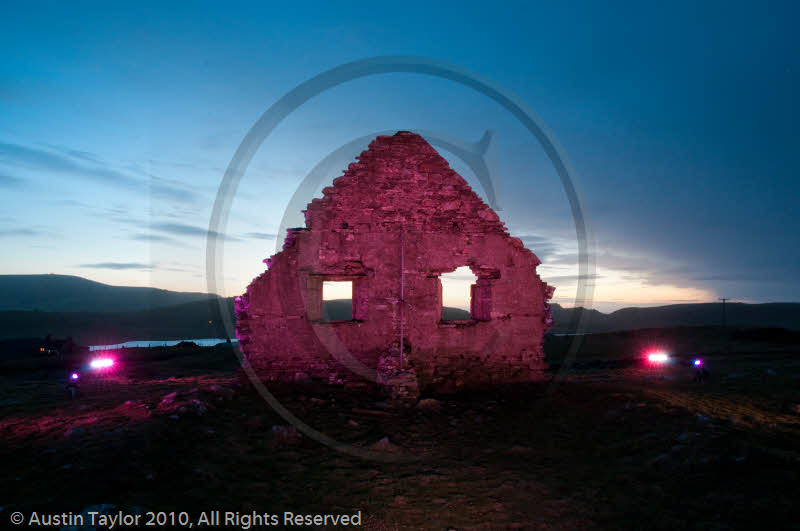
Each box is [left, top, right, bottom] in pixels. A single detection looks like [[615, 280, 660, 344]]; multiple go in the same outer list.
[[1, 329, 799, 529]]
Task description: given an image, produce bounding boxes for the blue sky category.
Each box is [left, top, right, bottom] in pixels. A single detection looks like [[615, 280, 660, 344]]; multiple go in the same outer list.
[[1, 1, 797, 311]]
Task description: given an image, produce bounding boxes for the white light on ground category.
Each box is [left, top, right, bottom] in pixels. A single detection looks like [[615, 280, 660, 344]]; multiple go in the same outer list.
[[647, 352, 669, 363], [90, 357, 114, 369]]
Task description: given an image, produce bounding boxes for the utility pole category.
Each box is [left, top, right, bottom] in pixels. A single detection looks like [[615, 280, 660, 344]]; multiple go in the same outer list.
[[719, 298, 730, 327]]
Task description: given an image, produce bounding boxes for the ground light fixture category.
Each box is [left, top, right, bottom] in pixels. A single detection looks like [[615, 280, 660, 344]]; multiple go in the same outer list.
[[647, 351, 670, 364], [89, 357, 114, 369]]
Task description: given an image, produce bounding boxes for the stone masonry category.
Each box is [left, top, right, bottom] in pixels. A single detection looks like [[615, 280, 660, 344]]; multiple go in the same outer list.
[[235, 131, 554, 395]]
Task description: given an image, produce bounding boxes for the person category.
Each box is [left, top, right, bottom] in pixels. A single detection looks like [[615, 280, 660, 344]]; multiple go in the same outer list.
[[693, 365, 709, 383], [66, 368, 80, 399]]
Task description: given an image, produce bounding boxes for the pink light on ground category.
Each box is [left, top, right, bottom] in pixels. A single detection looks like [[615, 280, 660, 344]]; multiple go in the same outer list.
[[647, 352, 669, 363], [71, 373, 79, 380], [90, 357, 114, 369]]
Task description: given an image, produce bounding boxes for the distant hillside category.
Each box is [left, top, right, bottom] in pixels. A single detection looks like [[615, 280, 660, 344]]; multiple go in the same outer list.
[[0, 298, 236, 345], [321, 300, 800, 333], [549, 302, 800, 333], [323, 299, 352, 321], [0, 298, 472, 344], [0, 275, 218, 312], [1, 286, 799, 345]]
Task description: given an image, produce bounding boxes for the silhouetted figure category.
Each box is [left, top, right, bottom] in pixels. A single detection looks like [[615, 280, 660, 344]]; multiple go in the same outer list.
[[66, 368, 80, 399], [694, 367, 709, 383]]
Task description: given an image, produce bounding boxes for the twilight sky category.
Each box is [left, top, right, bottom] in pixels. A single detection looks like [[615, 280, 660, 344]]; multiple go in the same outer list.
[[1, 1, 797, 312]]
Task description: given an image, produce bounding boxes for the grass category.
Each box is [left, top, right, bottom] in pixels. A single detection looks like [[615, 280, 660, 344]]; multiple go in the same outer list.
[[0, 329, 799, 529]]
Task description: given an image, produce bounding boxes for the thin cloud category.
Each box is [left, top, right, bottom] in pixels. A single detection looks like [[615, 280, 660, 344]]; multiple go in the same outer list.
[[40, 143, 106, 165], [0, 174, 23, 187], [0, 142, 198, 203], [541, 273, 603, 283], [690, 271, 789, 283], [244, 232, 278, 240], [145, 157, 225, 174], [128, 233, 191, 247], [515, 234, 563, 261], [52, 199, 151, 227], [0, 227, 44, 237], [152, 222, 239, 241], [161, 266, 192, 273], [545, 253, 579, 265], [80, 262, 154, 270], [129, 233, 173, 242]]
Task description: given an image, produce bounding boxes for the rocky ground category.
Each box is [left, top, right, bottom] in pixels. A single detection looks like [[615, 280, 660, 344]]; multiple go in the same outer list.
[[1, 333, 799, 530]]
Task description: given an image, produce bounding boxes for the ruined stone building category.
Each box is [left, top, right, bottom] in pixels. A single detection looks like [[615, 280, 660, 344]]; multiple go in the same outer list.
[[235, 131, 554, 394]]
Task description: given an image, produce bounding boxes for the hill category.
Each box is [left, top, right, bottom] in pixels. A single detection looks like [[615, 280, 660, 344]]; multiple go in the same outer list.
[[1, 274, 798, 344], [0, 274, 218, 312], [0, 298, 236, 345], [0, 298, 473, 345], [549, 302, 800, 333]]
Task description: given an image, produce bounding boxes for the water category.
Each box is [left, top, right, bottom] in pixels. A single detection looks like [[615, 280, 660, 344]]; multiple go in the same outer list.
[[89, 338, 238, 351]]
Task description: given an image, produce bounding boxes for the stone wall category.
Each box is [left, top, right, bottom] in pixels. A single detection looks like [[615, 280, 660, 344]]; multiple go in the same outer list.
[[236, 131, 554, 393]]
